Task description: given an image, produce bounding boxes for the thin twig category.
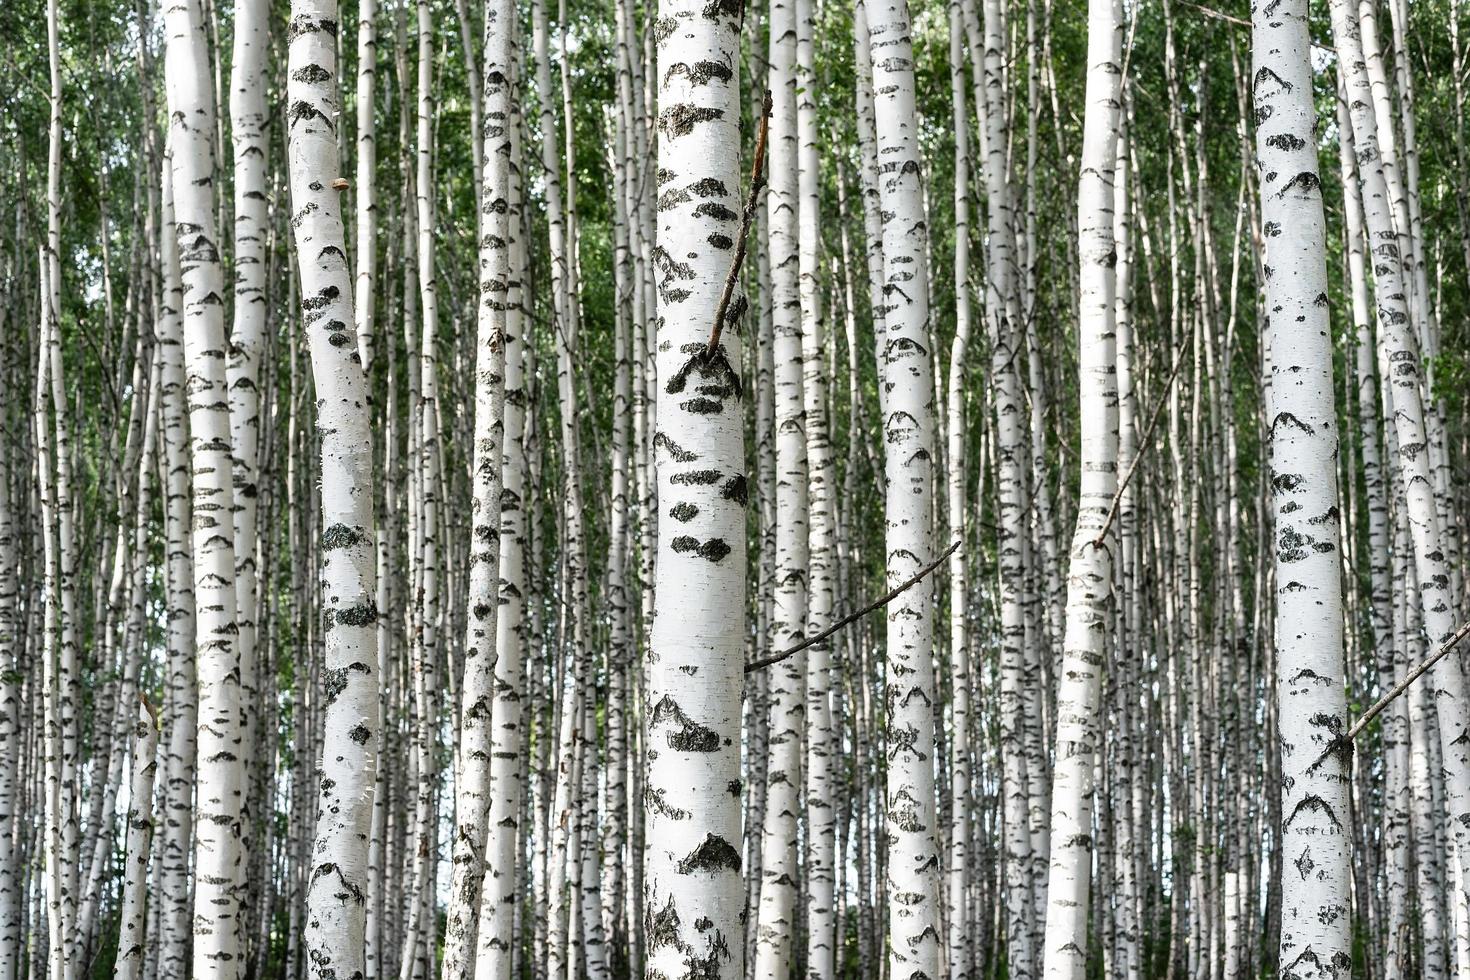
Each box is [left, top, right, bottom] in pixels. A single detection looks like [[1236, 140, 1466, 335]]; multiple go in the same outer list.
[[706, 90, 773, 360], [1091, 346, 1189, 549], [745, 539, 961, 675], [1346, 621, 1470, 744]]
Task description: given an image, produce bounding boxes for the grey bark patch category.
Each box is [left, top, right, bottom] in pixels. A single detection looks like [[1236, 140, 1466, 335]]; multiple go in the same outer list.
[[669, 502, 699, 522], [676, 833, 741, 874], [327, 601, 378, 629]]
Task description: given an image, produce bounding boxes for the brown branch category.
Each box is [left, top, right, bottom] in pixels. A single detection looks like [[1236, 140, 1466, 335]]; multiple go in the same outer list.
[[1346, 621, 1470, 744], [745, 538, 961, 675], [706, 90, 774, 360], [1091, 346, 1189, 549]]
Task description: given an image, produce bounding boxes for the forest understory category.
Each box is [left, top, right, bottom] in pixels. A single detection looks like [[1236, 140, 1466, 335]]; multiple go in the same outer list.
[[0, 0, 1467, 976]]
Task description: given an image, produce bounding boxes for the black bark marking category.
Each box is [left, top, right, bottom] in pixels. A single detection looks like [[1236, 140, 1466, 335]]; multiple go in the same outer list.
[[1271, 412, 1315, 437], [647, 894, 681, 950], [1277, 172, 1322, 198], [671, 536, 732, 562], [650, 695, 720, 751], [676, 833, 742, 874], [693, 201, 739, 222], [720, 475, 747, 504], [322, 523, 367, 550], [1285, 794, 1343, 830], [661, 103, 724, 138], [671, 469, 722, 486], [1266, 132, 1306, 152], [292, 63, 332, 83], [670, 502, 700, 522], [654, 432, 699, 462]]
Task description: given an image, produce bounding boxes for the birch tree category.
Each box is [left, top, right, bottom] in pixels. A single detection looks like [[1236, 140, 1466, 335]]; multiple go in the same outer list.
[[643, 0, 748, 974], [286, 0, 382, 973], [867, 0, 941, 977], [1040, 0, 1122, 975], [1254, 0, 1354, 974]]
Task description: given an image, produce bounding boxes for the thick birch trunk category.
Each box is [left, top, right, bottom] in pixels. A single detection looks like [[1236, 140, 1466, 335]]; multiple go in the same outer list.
[[286, 1, 383, 976], [1253, 1, 1354, 974], [643, 0, 747, 973]]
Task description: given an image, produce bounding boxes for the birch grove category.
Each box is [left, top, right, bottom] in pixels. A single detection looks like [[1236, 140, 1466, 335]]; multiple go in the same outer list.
[[11, 0, 1470, 977]]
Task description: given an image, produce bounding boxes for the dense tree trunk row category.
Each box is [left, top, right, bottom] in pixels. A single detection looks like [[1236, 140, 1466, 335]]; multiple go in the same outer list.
[[5, 0, 1470, 977]]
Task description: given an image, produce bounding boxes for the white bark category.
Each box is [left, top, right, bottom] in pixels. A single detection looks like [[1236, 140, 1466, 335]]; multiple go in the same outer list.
[[115, 700, 159, 980], [228, 2, 268, 940], [798, 0, 836, 965], [867, 0, 941, 977], [473, 21, 528, 979], [355, 0, 378, 372], [945, 7, 974, 980], [163, 0, 244, 969], [443, 0, 513, 962], [643, 0, 748, 973], [286, 1, 382, 974], [156, 149, 199, 980], [1254, 1, 1354, 974], [1040, 0, 1121, 976], [755, 0, 806, 972]]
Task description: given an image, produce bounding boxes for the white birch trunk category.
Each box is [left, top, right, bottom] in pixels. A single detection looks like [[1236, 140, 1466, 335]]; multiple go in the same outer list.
[[945, 4, 973, 977], [443, 0, 513, 962], [755, 0, 806, 971], [228, 2, 268, 937], [797, 0, 836, 967], [163, 0, 244, 969], [868, 0, 941, 976], [156, 149, 199, 980], [115, 700, 159, 980], [473, 23, 528, 979], [355, 0, 377, 372], [286, 1, 382, 973], [1040, 0, 1121, 975], [1254, 1, 1354, 974], [643, 0, 747, 973]]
